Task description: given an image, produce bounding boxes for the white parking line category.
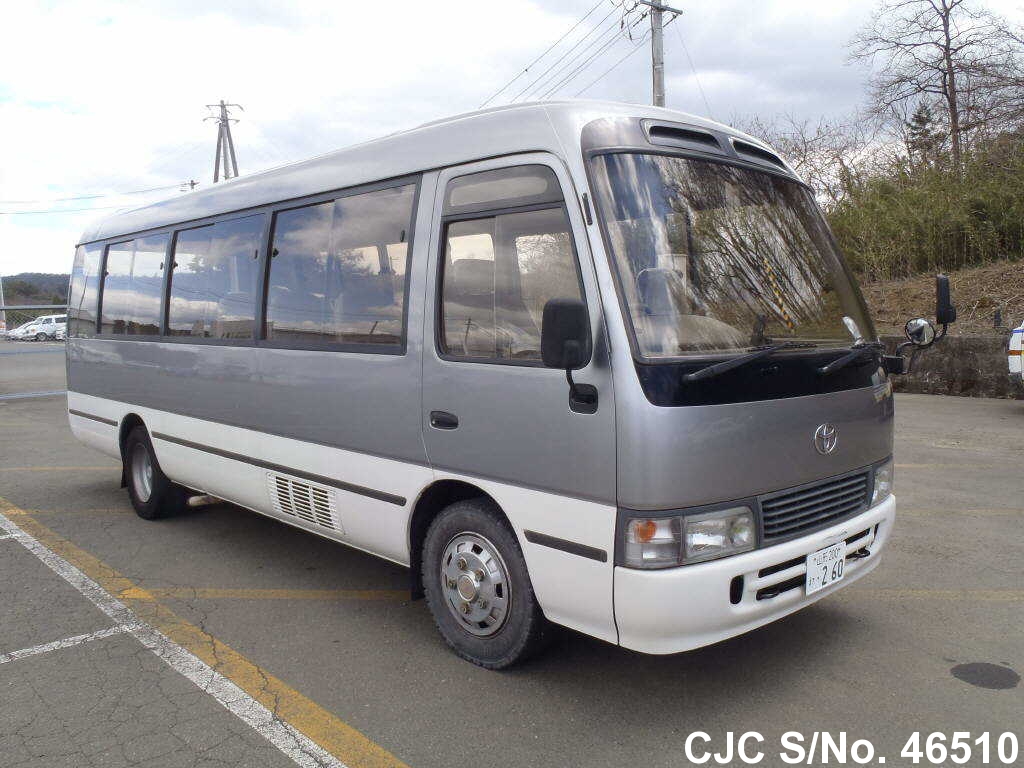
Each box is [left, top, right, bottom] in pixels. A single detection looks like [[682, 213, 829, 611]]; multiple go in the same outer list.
[[0, 510, 346, 768], [0, 625, 131, 665]]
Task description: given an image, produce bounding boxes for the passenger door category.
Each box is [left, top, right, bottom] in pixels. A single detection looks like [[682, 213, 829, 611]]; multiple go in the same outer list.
[[422, 156, 616, 522]]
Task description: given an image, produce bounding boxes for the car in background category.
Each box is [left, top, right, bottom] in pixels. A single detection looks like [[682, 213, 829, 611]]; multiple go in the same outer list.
[[1010, 320, 1023, 389], [56, 326, 66, 341], [18, 314, 67, 341], [5, 321, 37, 340]]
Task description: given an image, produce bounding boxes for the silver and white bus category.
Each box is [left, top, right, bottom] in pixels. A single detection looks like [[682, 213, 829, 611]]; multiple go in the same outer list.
[[67, 101, 952, 667]]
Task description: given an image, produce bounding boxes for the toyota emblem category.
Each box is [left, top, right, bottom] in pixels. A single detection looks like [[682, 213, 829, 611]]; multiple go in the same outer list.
[[814, 423, 838, 455]]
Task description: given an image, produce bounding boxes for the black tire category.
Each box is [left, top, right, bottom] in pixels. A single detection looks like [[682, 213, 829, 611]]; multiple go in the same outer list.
[[124, 426, 186, 520], [422, 498, 549, 669], [34, 332, 46, 341]]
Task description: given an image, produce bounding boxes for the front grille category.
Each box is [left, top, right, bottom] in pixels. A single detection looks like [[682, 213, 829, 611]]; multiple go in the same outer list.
[[760, 471, 870, 542]]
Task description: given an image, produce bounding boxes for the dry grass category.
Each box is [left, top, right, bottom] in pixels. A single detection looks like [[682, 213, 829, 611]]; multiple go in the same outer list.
[[861, 260, 1024, 336]]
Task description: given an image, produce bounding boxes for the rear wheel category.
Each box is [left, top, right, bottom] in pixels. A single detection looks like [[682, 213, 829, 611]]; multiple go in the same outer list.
[[34, 332, 46, 341], [124, 426, 186, 519], [422, 498, 548, 669]]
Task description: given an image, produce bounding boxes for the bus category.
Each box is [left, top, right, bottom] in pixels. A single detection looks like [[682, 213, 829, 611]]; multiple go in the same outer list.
[[66, 101, 953, 668]]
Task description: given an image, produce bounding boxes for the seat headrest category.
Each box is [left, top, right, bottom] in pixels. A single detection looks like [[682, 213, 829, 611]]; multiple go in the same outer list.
[[450, 259, 494, 297]]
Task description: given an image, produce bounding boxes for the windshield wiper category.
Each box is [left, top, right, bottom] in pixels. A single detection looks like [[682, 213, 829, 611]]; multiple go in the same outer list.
[[683, 340, 813, 383], [817, 342, 885, 377]]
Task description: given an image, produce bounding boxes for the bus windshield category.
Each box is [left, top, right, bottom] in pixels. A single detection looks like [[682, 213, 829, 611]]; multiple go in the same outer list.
[[589, 152, 875, 360]]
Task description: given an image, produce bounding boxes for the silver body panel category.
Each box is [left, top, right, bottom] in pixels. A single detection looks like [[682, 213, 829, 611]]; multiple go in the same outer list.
[[72, 100, 892, 515]]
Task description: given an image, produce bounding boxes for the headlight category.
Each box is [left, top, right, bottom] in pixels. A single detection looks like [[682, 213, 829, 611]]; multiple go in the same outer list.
[[621, 507, 755, 569], [872, 460, 893, 505], [683, 507, 755, 564]]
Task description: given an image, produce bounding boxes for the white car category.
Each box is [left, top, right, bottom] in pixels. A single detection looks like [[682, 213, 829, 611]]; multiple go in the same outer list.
[[18, 313, 67, 341], [1010, 321, 1023, 389], [5, 321, 37, 340]]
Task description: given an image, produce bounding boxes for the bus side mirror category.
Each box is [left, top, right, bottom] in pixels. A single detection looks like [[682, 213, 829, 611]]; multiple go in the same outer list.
[[541, 298, 590, 370], [542, 298, 597, 414], [936, 274, 956, 325]]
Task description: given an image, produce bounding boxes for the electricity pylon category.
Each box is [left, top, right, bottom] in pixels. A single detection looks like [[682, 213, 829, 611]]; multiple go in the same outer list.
[[205, 100, 243, 183]]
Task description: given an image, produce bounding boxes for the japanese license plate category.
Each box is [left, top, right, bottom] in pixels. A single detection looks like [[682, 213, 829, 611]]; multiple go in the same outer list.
[[805, 542, 846, 595]]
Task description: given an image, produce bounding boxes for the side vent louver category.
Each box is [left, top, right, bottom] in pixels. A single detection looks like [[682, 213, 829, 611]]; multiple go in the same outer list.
[[732, 139, 785, 168], [267, 473, 340, 532]]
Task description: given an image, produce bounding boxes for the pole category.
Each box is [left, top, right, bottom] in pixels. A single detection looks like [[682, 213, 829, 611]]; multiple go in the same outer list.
[[0, 274, 6, 333], [636, 1, 681, 107], [651, 2, 664, 107], [206, 100, 243, 183]]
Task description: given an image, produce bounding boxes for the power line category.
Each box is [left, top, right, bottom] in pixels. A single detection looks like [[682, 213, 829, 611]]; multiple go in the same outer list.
[[575, 30, 652, 96], [478, 0, 606, 108], [575, 11, 678, 97], [510, 3, 628, 103], [0, 202, 156, 215], [540, 9, 649, 99], [0, 183, 182, 205], [674, 21, 713, 117]]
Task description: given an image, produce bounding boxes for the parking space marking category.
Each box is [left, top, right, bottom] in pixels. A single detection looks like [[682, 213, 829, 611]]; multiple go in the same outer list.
[[0, 390, 66, 401], [134, 587, 407, 601], [0, 497, 408, 768], [0, 625, 131, 665]]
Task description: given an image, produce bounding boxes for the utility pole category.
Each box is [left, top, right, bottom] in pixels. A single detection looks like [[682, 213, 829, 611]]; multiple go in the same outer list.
[[205, 100, 243, 183], [636, 1, 682, 107], [0, 274, 6, 333]]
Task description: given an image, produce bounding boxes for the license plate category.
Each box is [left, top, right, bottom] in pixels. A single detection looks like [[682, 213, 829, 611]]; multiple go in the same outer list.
[[805, 542, 846, 595]]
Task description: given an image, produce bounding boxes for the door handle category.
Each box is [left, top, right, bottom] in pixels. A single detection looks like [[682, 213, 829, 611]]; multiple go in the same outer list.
[[429, 411, 459, 430]]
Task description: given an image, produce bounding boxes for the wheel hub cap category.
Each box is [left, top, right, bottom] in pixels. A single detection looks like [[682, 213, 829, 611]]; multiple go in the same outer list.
[[440, 532, 511, 637], [131, 444, 154, 503]]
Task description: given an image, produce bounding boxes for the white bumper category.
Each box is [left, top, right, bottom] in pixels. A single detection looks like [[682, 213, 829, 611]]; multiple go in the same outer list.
[[614, 495, 895, 654]]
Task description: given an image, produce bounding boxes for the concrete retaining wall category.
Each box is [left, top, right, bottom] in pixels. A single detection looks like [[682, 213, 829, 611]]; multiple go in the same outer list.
[[883, 332, 1020, 399]]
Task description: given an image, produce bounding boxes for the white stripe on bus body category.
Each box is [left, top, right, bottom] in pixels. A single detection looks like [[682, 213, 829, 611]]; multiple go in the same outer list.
[[65, 390, 620, 644]]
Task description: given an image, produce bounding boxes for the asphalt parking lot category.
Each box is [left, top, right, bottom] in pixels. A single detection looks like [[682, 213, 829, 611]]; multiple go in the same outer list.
[[1, 337, 1021, 768]]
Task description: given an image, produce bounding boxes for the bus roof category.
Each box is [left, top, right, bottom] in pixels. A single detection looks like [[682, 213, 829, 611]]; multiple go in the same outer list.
[[79, 100, 766, 244]]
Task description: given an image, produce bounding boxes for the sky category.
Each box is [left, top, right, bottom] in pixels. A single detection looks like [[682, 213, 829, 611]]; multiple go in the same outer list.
[[2, 0, 1022, 276]]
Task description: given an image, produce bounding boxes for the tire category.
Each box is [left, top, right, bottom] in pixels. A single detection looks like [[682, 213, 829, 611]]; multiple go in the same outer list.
[[124, 426, 186, 520], [422, 498, 549, 669], [35, 332, 46, 341]]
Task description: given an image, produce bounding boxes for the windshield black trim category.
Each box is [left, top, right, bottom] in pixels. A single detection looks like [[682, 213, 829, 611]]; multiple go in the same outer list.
[[634, 347, 885, 407]]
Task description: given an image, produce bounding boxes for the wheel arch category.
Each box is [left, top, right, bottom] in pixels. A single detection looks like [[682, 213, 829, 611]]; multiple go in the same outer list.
[[117, 413, 147, 488], [408, 479, 506, 600]]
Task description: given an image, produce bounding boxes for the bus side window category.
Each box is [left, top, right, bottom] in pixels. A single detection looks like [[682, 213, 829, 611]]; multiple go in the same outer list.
[[438, 165, 583, 363], [265, 182, 416, 349]]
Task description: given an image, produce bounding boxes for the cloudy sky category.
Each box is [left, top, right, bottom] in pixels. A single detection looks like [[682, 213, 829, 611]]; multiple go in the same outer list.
[[2, 0, 1022, 276]]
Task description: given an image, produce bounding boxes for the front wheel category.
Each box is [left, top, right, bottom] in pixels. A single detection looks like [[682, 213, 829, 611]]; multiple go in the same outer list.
[[124, 426, 186, 519], [422, 499, 548, 669], [34, 332, 47, 341]]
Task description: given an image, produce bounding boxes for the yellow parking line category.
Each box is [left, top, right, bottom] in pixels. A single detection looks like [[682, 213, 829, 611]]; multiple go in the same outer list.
[[857, 589, 1024, 601], [1, 500, 408, 768], [134, 587, 407, 601]]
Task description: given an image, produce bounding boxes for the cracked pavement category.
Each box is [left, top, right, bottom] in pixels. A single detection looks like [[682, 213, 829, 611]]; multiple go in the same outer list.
[[1, 339, 1022, 767]]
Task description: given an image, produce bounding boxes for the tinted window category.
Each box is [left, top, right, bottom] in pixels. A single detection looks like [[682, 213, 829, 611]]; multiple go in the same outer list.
[[99, 234, 168, 335], [266, 183, 415, 348], [440, 206, 582, 361], [443, 165, 562, 215], [68, 244, 103, 337], [167, 214, 263, 338]]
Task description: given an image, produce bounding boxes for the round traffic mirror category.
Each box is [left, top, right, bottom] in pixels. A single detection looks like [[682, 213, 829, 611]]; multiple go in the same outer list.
[[905, 317, 936, 347]]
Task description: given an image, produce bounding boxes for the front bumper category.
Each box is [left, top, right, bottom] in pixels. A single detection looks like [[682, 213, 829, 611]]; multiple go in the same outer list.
[[614, 494, 895, 654]]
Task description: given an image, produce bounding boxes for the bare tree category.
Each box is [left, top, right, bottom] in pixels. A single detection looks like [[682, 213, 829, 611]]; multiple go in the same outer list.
[[732, 113, 878, 206], [850, 0, 1024, 170]]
